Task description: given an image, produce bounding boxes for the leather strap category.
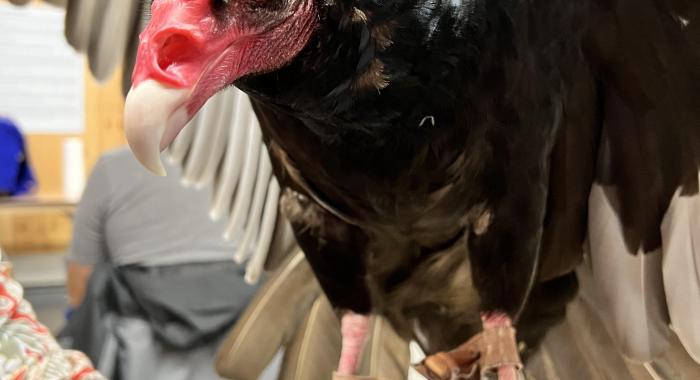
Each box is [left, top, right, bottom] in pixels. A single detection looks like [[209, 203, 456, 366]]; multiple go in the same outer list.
[[414, 326, 523, 380], [272, 141, 360, 226], [479, 326, 522, 376], [414, 335, 481, 380]]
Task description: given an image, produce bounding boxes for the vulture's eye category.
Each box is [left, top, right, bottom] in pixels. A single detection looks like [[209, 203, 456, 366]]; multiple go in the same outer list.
[[211, 0, 231, 12], [211, 0, 234, 22]]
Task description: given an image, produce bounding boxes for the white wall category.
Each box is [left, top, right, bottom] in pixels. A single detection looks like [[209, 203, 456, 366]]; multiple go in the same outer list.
[[0, 3, 84, 134]]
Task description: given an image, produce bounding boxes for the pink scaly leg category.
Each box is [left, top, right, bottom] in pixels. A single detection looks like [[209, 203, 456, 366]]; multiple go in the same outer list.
[[482, 312, 519, 380], [336, 312, 370, 375]]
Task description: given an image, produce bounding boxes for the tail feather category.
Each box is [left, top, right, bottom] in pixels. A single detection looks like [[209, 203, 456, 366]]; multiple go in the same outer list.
[[661, 175, 700, 364], [587, 184, 671, 362]]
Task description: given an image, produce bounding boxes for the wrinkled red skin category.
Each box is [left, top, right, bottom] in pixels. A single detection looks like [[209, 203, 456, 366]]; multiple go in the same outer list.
[[132, 0, 318, 119]]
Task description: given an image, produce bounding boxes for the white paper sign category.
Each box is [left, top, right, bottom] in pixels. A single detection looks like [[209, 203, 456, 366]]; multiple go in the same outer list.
[[0, 3, 84, 134]]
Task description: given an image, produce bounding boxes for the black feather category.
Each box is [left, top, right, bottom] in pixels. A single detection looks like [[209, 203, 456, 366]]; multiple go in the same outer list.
[[232, 0, 700, 353]]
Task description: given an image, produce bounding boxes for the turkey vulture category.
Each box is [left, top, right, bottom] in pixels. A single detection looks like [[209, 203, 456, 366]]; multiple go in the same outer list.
[[123, 0, 700, 378]]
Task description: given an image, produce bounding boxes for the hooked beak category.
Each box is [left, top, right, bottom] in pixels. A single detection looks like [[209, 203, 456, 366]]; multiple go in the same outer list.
[[124, 80, 190, 176], [123, 0, 317, 175], [123, 0, 241, 175]]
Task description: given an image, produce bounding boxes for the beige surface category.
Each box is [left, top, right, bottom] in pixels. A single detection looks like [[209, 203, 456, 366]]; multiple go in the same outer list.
[[0, 205, 73, 253], [24, 134, 79, 197], [216, 252, 700, 380], [524, 263, 700, 380], [82, 63, 127, 173]]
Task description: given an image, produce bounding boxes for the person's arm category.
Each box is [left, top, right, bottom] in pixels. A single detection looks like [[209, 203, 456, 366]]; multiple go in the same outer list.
[[66, 156, 111, 308], [66, 261, 94, 308]]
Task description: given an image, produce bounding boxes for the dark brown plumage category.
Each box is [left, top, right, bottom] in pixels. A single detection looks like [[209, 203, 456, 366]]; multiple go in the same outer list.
[[237, 0, 700, 354], [130, 0, 700, 363]]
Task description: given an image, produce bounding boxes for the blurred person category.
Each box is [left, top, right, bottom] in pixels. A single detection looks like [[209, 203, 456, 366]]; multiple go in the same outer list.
[[0, 250, 104, 379], [60, 147, 259, 380]]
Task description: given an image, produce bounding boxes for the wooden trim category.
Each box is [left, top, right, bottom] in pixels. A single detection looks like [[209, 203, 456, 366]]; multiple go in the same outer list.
[[83, 62, 127, 173]]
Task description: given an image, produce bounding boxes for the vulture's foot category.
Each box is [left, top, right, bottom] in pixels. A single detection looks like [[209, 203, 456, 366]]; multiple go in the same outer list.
[[414, 313, 523, 380], [336, 312, 370, 375]]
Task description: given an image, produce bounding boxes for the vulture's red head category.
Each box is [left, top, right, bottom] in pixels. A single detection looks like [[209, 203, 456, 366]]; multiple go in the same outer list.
[[124, 0, 317, 174]]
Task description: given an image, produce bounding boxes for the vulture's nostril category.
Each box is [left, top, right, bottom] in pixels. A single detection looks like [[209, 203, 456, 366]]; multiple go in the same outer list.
[[157, 33, 199, 73]]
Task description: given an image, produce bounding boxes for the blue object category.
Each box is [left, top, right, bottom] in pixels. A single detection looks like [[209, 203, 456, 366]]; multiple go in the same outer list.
[[0, 116, 36, 196], [65, 307, 74, 321]]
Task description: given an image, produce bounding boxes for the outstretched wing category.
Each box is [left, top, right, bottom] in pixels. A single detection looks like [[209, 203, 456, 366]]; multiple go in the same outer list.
[[63, 0, 141, 84], [584, 0, 700, 364], [167, 87, 296, 283]]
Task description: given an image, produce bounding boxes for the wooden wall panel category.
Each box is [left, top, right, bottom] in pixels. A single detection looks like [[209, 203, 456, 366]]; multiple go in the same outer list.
[[24, 133, 79, 197], [83, 64, 127, 173], [0, 207, 73, 254], [21, 62, 126, 198]]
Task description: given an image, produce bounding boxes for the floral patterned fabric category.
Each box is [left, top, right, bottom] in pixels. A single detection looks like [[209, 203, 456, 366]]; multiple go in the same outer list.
[[0, 259, 104, 380]]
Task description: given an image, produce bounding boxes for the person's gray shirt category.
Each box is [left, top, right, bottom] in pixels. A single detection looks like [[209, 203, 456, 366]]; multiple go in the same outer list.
[[69, 147, 239, 266]]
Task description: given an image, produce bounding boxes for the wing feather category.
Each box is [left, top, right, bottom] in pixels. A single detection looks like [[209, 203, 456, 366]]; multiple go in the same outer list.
[[209, 90, 252, 220], [223, 117, 262, 240], [585, 1, 700, 365], [64, 0, 97, 52], [587, 184, 671, 362], [194, 89, 236, 188], [245, 179, 280, 284], [234, 148, 272, 264], [586, 0, 700, 251], [86, 0, 139, 82], [215, 252, 322, 379], [357, 316, 410, 380], [181, 92, 227, 186], [167, 114, 199, 167], [278, 294, 341, 380], [661, 175, 700, 363]]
